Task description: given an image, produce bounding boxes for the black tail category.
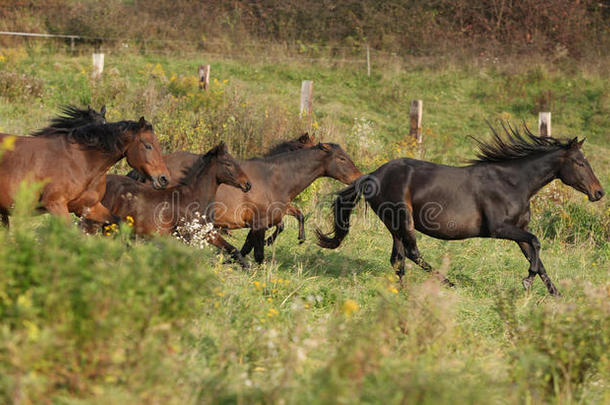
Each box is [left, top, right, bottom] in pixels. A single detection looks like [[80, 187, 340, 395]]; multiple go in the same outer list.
[[126, 169, 147, 183], [315, 181, 364, 249]]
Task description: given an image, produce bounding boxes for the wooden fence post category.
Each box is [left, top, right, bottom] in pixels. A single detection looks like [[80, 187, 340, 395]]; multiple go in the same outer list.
[[198, 64, 210, 90], [92, 53, 104, 79], [539, 112, 551, 137], [300, 80, 313, 118], [409, 100, 423, 143], [366, 45, 371, 77]]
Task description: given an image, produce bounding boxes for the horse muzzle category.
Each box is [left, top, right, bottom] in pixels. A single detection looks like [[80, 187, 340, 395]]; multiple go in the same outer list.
[[589, 188, 605, 202], [152, 174, 170, 190], [241, 181, 252, 193]]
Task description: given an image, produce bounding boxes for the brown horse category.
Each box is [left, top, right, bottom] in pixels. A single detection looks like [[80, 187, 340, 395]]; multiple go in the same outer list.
[[216, 143, 362, 263], [126, 133, 316, 242], [101, 142, 252, 267], [0, 117, 170, 227]]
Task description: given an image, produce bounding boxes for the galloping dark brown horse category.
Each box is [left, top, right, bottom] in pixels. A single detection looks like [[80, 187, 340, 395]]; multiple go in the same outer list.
[[101, 142, 252, 267], [0, 117, 170, 227], [216, 143, 362, 264], [317, 124, 604, 296], [126, 133, 317, 242]]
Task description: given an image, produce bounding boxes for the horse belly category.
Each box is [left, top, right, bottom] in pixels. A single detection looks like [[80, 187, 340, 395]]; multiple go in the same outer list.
[[413, 201, 483, 240]]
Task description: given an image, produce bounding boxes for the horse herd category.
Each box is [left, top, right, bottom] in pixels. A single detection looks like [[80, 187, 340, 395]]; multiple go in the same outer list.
[[0, 106, 604, 296]]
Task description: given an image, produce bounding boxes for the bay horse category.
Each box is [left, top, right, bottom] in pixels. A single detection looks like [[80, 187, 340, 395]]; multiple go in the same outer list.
[[316, 123, 604, 296], [31, 105, 107, 136], [101, 142, 252, 267], [0, 117, 170, 227], [126, 133, 316, 243], [216, 143, 362, 264]]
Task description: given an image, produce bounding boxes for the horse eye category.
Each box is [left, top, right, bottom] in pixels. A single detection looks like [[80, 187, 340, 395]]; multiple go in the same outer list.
[[144, 144, 153, 150], [574, 160, 584, 167]]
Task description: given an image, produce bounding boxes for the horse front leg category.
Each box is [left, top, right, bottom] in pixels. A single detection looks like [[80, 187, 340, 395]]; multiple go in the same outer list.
[[517, 241, 560, 296], [240, 230, 255, 257], [208, 232, 249, 269], [251, 229, 266, 264], [43, 196, 71, 223], [494, 224, 559, 296]]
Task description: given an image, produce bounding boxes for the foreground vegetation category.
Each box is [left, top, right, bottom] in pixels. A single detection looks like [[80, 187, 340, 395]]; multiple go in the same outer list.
[[0, 47, 608, 403]]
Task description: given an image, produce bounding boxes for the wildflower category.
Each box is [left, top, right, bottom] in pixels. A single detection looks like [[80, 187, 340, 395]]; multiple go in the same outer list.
[[125, 215, 134, 227], [173, 212, 217, 249], [1, 135, 16, 151], [267, 308, 278, 317], [342, 299, 359, 316]]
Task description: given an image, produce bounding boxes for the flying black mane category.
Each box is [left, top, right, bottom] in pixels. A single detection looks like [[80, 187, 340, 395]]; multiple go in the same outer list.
[[470, 122, 572, 164], [31, 105, 106, 136], [67, 120, 143, 154]]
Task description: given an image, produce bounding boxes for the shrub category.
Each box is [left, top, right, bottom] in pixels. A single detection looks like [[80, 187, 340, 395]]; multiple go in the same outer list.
[[0, 72, 44, 101]]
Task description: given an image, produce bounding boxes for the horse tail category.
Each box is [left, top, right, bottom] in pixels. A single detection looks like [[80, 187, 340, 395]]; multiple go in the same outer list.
[[126, 169, 147, 183], [315, 179, 365, 249]]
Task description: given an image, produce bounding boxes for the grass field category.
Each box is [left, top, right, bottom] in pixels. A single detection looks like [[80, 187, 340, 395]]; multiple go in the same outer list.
[[0, 47, 608, 404]]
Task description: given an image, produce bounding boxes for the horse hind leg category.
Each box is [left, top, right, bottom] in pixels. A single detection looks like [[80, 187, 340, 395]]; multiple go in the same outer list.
[[1, 209, 9, 228], [390, 234, 406, 279], [398, 215, 455, 287]]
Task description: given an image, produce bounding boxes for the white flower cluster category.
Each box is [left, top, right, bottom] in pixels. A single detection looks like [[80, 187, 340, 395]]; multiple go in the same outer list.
[[173, 212, 217, 249]]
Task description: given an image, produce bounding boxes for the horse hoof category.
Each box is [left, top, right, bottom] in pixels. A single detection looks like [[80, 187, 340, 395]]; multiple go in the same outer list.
[[298, 239, 305, 244], [522, 277, 533, 291], [443, 278, 456, 288]]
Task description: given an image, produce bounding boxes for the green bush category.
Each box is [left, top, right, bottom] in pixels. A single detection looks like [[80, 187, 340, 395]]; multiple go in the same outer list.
[[0, 192, 218, 402]]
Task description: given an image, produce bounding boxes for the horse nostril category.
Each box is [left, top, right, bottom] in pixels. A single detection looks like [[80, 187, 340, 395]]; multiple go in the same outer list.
[[244, 181, 252, 191], [595, 190, 605, 200], [159, 175, 169, 186]]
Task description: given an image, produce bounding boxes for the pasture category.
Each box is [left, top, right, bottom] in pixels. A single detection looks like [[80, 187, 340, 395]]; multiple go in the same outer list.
[[0, 48, 608, 404]]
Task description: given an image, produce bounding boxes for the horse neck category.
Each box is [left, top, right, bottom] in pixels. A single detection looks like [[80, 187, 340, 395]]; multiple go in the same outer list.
[[184, 160, 220, 208], [78, 143, 125, 176], [267, 149, 327, 200], [507, 149, 564, 199]]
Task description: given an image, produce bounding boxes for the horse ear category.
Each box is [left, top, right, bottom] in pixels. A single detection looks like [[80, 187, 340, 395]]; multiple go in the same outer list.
[[319, 143, 332, 152], [218, 141, 228, 154], [100, 105, 106, 117], [299, 133, 310, 143], [577, 138, 586, 148], [138, 116, 147, 128]]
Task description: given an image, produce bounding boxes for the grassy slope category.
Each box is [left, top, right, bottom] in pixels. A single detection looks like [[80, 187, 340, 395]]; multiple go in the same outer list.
[[0, 49, 608, 403]]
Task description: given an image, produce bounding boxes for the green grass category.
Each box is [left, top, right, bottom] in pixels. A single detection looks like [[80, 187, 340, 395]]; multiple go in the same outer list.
[[0, 47, 608, 404]]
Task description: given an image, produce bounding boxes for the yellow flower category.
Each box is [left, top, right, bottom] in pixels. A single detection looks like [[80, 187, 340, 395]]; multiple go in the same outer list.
[[267, 308, 278, 317], [342, 299, 359, 316], [388, 286, 398, 294], [125, 215, 134, 226], [1, 135, 16, 151]]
